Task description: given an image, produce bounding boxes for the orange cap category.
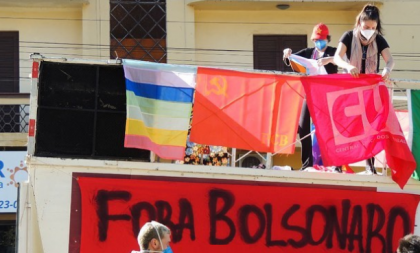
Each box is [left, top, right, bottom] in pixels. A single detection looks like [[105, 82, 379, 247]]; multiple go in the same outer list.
[[311, 23, 329, 40]]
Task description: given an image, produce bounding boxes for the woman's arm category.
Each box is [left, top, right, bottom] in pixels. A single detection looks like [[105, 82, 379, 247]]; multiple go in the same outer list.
[[381, 48, 394, 80], [334, 42, 359, 77]]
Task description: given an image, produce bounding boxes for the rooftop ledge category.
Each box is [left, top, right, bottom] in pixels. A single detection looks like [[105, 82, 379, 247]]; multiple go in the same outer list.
[[0, 0, 88, 8], [188, 0, 384, 11], [27, 156, 420, 194]]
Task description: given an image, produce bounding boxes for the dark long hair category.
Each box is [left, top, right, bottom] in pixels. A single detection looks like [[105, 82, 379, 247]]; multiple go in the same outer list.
[[355, 4, 383, 35]]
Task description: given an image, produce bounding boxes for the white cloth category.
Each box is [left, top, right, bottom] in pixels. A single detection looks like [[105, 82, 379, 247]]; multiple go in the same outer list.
[[289, 54, 328, 76], [272, 165, 292, 171]]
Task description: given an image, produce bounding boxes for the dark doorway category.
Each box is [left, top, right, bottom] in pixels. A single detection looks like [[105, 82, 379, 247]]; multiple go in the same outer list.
[[0, 221, 15, 253]]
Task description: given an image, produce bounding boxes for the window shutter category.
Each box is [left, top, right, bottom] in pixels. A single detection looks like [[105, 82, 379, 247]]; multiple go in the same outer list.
[[0, 32, 19, 93], [254, 35, 307, 72]]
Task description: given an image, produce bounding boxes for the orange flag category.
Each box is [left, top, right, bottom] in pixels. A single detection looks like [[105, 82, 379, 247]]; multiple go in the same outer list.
[[341, 164, 355, 174], [190, 67, 304, 154]]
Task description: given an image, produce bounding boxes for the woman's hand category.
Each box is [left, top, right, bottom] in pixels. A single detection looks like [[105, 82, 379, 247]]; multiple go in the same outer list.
[[347, 66, 360, 77], [381, 49, 394, 81], [382, 67, 391, 80], [283, 48, 292, 59], [317, 58, 331, 66]]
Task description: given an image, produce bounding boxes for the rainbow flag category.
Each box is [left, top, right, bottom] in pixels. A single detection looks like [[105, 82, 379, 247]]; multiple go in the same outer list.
[[123, 60, 197, 160]]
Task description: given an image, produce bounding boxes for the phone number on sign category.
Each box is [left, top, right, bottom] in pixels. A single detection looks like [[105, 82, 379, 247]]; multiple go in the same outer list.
[[0, 200, 17, 209]]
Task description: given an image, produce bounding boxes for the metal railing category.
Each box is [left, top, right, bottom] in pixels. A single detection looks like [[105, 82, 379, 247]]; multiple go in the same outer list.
[[0, 93, 30, 133]]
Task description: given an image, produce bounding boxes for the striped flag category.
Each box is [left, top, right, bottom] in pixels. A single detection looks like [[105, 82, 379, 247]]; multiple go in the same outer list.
[[123, 60, 197, 160], [408, 89, 420, 180]]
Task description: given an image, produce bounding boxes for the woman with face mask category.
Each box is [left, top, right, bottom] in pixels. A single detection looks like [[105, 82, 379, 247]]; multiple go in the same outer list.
[[283, 23, 338, 171], [334, 4, 395, 174]]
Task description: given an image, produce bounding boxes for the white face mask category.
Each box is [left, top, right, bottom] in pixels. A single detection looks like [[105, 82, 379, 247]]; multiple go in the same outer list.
[[361, 29, 375, 40]]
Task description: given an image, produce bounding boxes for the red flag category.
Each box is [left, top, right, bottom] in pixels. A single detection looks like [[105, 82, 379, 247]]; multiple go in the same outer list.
[[302, 74, 416, 189], [190, 67, 304, 154]]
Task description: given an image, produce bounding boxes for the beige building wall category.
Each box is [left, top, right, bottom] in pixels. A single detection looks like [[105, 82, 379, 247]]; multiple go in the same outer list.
[[167, 0, 196, 65], [0, 0, 111, 94], [82, 0, 110, 60], [194, 9, 357, 68], [0, 7, 83, 93], [167, 1, 420, 80], [380, 1, 420, 80]]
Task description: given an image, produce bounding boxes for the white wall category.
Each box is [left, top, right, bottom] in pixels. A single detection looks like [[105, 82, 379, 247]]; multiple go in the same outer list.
[[20, 156, 420, 252]]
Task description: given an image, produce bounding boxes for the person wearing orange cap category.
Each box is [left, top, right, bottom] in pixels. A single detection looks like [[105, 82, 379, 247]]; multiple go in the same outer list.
[[283, 23, 338, 171]]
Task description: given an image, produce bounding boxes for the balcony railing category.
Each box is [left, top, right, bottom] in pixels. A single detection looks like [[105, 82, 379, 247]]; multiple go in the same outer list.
[[0, 93, 30, 147]]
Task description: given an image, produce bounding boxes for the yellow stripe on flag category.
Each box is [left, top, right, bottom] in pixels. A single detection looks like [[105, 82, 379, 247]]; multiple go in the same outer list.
[[126, 118, 188, 147]]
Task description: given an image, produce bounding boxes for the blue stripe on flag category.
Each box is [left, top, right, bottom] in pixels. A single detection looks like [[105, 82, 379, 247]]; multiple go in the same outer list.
[[126, 79, 194, 103]]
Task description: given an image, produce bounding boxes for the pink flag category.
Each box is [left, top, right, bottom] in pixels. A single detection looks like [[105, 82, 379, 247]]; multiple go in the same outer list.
[[302, 74, 416, 189]]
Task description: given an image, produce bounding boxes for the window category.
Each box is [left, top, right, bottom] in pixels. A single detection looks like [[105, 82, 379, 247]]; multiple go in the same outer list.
[[0, 32, 19, 93], [0, 32, 22, 133], [110, 0, 167, 62], [253, 35, 307, 71]]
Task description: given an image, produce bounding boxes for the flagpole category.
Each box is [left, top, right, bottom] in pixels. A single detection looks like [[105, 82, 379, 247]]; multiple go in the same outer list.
[[266, 153, 272, 169], [231, 148, 236, 167]]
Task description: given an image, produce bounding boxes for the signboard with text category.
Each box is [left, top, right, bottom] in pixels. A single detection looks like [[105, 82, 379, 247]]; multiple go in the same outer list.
[[71, 174, 420, 253], [0, 151, 28, 213]]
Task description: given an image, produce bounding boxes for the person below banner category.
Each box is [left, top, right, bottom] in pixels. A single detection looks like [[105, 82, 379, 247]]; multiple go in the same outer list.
[[132, 221, 173, 253], [397, 234, 420, 253], [283, 23, 339, 171], [334, 3, 395, 174]]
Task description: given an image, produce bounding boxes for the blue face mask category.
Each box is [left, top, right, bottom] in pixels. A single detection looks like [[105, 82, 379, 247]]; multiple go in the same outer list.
[[163, 246, 173, 253], [314, 40, 327, 50]]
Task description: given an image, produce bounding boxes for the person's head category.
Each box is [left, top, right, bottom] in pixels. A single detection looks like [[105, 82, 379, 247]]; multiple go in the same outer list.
[[355, 4, 383, 36], [137, 221, 171, 252], [397, 234, 420, 253], [311, 23, 331, 51], [257, 163, 266, 169]]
